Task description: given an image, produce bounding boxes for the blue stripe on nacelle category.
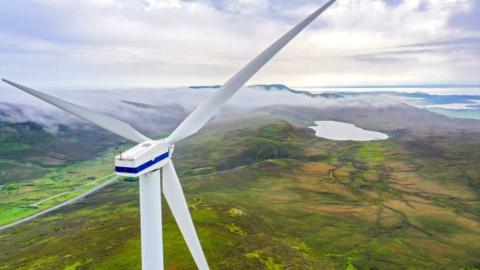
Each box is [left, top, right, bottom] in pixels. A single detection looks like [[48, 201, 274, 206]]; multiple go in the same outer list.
[[115, 152, 170, 174]]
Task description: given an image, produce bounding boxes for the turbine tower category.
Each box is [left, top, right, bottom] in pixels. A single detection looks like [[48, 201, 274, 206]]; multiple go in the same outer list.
[[2, 1, 336, 269]]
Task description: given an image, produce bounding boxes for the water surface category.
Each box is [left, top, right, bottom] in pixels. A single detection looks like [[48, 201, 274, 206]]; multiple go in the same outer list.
[[310, 121, 388, 141]]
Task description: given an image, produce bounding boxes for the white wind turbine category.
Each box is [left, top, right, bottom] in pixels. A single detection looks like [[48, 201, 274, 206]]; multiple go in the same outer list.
[[2, 1, 336, 269]]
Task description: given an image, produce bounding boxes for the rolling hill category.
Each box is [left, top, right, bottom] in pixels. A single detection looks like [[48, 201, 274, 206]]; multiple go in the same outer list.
[[1, 104, 480, 269]]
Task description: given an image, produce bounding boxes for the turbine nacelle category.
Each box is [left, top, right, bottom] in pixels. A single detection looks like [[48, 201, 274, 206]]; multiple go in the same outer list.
[[114, 140, 173, 177]]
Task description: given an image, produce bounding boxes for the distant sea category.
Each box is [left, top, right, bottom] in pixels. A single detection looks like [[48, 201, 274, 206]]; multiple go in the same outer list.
[[298, 87, 480, 96], [295, 86, 480, 122]]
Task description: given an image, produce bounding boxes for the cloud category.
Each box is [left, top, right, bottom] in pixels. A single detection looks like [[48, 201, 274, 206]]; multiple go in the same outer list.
[[220, 0, 269, 14], [37, 0, 122, 9], [143, 0, 183, 10], [0, 0, 479, 88], [450, 0, 480, 31]]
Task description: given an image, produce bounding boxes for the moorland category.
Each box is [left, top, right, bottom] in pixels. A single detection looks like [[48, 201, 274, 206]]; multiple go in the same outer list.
[[1, 102, 480, 269]]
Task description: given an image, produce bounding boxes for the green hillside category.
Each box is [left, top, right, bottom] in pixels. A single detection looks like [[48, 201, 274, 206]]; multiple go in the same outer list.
[[0, 121, 121, 182], [1, 107, 480, 269], [0, 122, 123, 226]]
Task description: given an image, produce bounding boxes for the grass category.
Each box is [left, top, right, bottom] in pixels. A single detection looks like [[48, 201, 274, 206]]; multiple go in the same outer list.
[[0, 148, 117, 226], [1, 118, 480, 269], [0, 143, 31, 152], [356, 142, 386, 162]]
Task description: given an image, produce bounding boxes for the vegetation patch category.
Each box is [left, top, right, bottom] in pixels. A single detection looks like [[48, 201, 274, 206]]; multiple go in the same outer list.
[[356, 142, 386, 162], [228, 207, 245, 217]]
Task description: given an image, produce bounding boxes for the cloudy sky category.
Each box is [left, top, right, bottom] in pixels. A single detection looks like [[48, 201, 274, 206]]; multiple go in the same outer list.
[[0, 0, 479, 88]]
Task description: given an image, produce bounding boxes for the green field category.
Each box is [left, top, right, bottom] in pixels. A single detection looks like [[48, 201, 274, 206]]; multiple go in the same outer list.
[[0, 149, 117, 226]]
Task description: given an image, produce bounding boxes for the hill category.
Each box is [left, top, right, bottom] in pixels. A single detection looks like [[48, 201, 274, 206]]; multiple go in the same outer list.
[[1, 105, 480, 269]]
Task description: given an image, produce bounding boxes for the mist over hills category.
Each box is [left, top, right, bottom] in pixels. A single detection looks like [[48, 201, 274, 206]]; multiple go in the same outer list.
[[0, 84, 411, 132], [2, 83, 480, 170], [3, 83, 480, 138]]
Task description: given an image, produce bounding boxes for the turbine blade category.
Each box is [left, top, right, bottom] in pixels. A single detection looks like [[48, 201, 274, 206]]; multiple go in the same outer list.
[[166, 0, 337, 144], [163, 161, 209, 270], [2, 79, 151, 143]]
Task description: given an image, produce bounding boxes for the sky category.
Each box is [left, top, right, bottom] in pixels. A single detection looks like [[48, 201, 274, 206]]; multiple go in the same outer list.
[[0, 0, 479, 88]]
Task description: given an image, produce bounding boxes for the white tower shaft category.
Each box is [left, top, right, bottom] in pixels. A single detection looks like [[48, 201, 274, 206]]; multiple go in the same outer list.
[[139, 170, 163, 270]]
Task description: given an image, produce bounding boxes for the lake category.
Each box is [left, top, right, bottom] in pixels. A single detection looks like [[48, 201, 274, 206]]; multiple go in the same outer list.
[[309, 121, 389, 141]]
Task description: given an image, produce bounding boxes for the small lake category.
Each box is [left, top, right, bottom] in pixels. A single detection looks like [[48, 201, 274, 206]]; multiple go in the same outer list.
[[309, 121, 389, 141]]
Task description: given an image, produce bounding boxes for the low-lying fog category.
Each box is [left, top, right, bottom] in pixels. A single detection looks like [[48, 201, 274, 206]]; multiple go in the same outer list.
[[0, 84, 410, 135]]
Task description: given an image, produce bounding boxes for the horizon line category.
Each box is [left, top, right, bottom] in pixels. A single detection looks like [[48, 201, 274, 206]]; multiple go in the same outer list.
[[296, 84, 480, 89]]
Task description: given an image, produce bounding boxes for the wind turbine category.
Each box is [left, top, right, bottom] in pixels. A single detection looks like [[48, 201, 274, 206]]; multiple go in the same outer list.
[[2, 1, 336, 269]]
